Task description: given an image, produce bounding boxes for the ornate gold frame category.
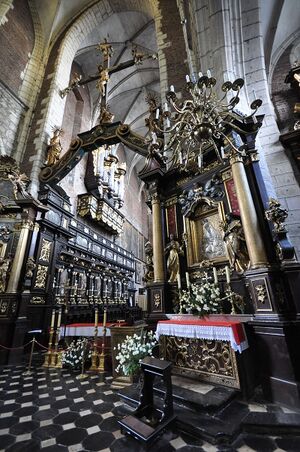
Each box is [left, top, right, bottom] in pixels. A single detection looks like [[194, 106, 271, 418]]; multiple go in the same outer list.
[[184, 198, 228, 267]]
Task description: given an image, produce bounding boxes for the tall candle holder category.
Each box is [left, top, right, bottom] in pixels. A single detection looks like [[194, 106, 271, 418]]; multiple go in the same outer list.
[[51, 307, 62, 368], [90, 306, 99, 371], [98, 308, 107, 378]]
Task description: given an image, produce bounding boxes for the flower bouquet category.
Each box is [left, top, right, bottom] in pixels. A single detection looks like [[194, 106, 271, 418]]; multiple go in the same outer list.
[[179, 281, 222, 317], [115, 331, 157, 376], [62, 338, 92, 371]]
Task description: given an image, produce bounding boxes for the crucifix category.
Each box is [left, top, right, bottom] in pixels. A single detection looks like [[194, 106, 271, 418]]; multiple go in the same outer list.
[[60, 39, 156, 123]]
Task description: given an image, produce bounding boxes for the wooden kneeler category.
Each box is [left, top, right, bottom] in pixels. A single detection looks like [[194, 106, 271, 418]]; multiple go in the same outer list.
[[118, 356, 176, 448]]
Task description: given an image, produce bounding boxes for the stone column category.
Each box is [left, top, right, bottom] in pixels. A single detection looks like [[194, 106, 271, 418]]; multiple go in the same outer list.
[[151, 193, 165, 282], [230, 154, 268, 268], [7, 220, 33, 293]]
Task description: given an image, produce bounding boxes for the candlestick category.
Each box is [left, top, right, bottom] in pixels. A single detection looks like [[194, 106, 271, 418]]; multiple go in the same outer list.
[[213, 267, 218, 284], [185, 271, 190, 288], [177, 273, 181, 289], [225, 266, 231, 284]]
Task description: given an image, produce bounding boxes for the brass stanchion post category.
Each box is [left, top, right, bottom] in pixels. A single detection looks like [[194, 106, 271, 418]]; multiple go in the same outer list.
[[90, 306, 99, 371], [98, 308, 107, 379], [24, 337, 35, 375], [43, 308, 56, 367]]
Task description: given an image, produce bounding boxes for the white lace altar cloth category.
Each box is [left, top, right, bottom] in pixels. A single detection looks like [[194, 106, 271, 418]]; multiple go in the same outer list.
[[156, 320, 249, 353]]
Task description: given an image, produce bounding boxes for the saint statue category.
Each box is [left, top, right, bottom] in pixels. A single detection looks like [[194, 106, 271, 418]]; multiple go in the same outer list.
[[143, 241, 154, 284], [46, 128, 63, 166], [222, 214, 249, 273], [0, 257, 11, 292], [25, 257, 36, 279], [165, 234, 184, 283]]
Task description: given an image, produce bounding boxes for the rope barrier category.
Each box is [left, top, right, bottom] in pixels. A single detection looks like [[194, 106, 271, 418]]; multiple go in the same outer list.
[[0, 340, 33, 351]]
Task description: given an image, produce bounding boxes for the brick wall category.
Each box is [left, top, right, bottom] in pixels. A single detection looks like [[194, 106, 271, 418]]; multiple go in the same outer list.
[[0, 0, 34, 95]]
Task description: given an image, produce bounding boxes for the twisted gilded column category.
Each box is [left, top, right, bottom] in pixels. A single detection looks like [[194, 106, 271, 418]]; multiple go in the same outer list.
[[151, 192, 165, 282], [7, 220, 33, 293], [230, 153, 268, 268]]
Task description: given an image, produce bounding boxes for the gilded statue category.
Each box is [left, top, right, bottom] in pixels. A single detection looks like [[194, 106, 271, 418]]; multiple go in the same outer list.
[[98, 105, 115, 124], [0, 257, 11, 292], [165, 234, 184, 282], [45, 128, 63, 166], [97, 65, 109, 97], [222, 214, 249, 273]]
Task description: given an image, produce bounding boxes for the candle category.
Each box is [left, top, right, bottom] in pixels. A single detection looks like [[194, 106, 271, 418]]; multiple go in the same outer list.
[[151, 131, 157, 143], [213, 267, 218, 284], [207, 69, 211, 78], [177, 273, 181, 289], [155, 108, 159, 119], [103, 308, 107, 327], [225, 266, 231, 284], [179, 152, 183, 164], [197, 153, 202, 168], [95, 307, 98, 327], [56, 307, 62, 329], [170, 85, 175, 92], [185, 74, 190, 83], [164, 102, 168, 112], [198, 71, 203, 78], [185, 272, 190, 288], [50, 309, 56, 329], [165, 118, 171, 128]]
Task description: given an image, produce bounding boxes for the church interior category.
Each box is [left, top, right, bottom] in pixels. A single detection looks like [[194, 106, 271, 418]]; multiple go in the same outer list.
[[0, 0, 300, 451]]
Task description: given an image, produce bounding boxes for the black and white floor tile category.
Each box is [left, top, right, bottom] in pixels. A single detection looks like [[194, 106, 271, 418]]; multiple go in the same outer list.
[[0, 364, 300, 451]]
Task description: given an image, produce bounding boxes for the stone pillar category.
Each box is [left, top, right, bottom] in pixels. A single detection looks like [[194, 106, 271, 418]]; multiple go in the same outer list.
[[230, 154, 268, 268], [151, 193, 165, 282], [7, 220, 33, 293]]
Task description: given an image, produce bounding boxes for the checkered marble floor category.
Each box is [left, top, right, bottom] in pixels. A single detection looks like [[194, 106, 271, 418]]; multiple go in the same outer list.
[[0, 364, 300, 451]]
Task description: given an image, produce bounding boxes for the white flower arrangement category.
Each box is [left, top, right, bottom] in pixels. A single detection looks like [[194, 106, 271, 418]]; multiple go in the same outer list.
[[115, 331, 157, 376], [62, 338, 92, 370], [179, 280, 222, 317]]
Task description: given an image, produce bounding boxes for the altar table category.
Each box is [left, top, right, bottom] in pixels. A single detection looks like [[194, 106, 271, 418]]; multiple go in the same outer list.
[[156, 319, 248, 353], [156, 319, 250, 389]]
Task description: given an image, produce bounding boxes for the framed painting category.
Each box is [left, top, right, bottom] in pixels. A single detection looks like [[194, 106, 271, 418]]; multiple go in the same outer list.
[[184, 200, 228, 266]]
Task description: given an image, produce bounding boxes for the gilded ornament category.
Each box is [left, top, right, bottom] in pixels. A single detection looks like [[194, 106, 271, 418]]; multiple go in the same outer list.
[[31, 297, 45, 305], [34, 265, 48, 289], [165, 235, 184, 283], [153, 292, 161, 309], [40, 239, 52, 262], [0, 300, 8, 314], [255, 284, 267, 304]]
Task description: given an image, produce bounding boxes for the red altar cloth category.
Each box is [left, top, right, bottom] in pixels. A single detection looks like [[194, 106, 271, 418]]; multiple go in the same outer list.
[[157, 319, 245, 345], [156, 319, 248, 353]]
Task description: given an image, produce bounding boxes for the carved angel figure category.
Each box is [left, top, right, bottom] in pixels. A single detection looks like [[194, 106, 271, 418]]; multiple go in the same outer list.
[[45, 128, 63, 166], [165, 234, 184, 283], [7, 171, 31, 199], [25, 257, 36, 279], [222, 214, 249, 273], [143, 241, 154, 283]]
